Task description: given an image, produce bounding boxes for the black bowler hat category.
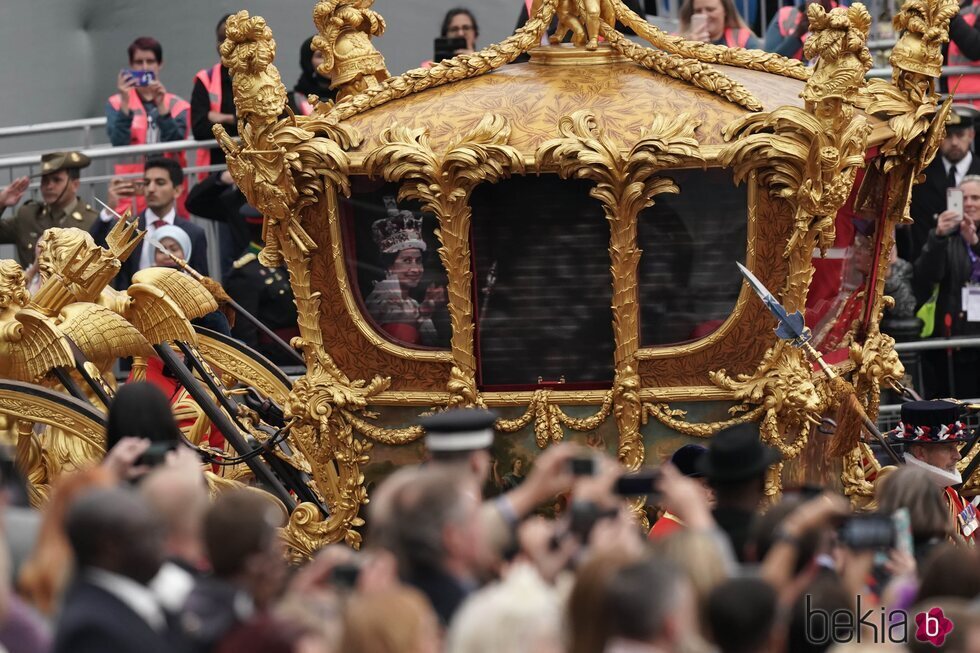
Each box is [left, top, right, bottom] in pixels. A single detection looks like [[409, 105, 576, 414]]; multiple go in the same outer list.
[[891, 400, 970, 444], [419, 407, 498, 454], [670, 444, 708, 478], [697, 423, 781, 482]]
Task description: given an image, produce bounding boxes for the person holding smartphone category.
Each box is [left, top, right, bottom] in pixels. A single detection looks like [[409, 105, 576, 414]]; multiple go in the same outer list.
[[679, 0, 760, 49], [913, 175, 980, 398], [106, 37, 189, 148]]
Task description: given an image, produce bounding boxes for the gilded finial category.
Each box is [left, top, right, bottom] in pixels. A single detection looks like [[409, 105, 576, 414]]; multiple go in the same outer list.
[[802, 3, 873, 105], [220, 11, 288, 122], [890, 0, 959, 79], [312, 0, 390, 101]]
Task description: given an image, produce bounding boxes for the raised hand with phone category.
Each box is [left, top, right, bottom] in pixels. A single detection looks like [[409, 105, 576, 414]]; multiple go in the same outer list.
[[106, 37, 190, 149]]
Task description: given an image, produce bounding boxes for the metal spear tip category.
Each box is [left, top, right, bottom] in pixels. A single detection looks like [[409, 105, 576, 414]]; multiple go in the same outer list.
[[735, 261, 772, 299]]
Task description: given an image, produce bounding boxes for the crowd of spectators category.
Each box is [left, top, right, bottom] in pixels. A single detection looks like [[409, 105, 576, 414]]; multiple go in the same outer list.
[[0, 400, 972, 653], [901, 104, 980, 399]]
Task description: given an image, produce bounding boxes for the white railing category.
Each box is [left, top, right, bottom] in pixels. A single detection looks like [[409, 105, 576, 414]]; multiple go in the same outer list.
[[0, 138, 232, 278]]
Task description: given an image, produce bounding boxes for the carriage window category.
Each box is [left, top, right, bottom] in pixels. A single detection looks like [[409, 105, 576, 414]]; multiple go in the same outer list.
[[339, 179, 451, 349], [638, 168, 748, 346], [806, 205, 878, 353], [471, 176, 615, 388]]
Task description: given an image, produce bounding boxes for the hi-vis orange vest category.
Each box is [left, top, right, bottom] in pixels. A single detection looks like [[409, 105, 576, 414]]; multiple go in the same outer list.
[[193, 63, 223, 178], [723, 27, 752, 48], [107, 88, 190, 216], [776, 6, 806, 59], [947, 2, 980, 107]]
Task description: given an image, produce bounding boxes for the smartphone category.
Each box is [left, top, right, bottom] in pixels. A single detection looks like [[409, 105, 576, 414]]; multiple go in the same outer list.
[[569, 456, 596, 476], [892, 508, 914, 558], [134, 441, 176, 468], [947, 187, 964, 222], [838, 514, 895, 550], [614, 469, 662, 496], [690, 13, 708, 34], [434, 37, 468, 62], [329, 563, 361, 589], [124, 69, 156, 87]]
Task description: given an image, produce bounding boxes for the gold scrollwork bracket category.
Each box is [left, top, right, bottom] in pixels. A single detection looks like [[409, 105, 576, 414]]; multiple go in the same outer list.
[[536, 110, 703, 471], [365, 114, 525, 409]]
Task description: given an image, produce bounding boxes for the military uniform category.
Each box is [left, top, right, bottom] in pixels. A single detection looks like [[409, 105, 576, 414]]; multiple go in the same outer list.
[[0, 151, 98, 265], [224, 245, 299, 365]]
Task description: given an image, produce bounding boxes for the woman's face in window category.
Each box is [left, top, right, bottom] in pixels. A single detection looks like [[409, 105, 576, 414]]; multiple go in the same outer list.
[[389, 248, 424, 290]]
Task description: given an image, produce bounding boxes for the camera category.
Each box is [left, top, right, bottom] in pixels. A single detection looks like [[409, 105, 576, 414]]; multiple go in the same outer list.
[[329, 563, 361, 589], [569, 456, 596, 476], [433, 37, 468, 62], [124, 69, 156, 87], [838, 514, 895, 550], [135, 441, 177, 468], [614, 469, 662, 497]]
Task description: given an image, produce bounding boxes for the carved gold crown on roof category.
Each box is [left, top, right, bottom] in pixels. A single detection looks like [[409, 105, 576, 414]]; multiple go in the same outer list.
[[211, 0, 961, 553]]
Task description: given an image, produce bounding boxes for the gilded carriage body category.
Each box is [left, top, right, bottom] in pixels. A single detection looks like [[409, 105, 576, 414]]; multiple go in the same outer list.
[[215, 0, 961, 549]]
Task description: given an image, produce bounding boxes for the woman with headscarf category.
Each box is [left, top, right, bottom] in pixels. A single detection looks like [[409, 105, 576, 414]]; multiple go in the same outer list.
[[287, 36, 334, 116]]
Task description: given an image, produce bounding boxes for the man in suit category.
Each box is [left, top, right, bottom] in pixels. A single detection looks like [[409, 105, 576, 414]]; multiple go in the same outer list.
[[903, 104, 980, 262], [53, 487, 181, 653], [91, 156, 208, 289]]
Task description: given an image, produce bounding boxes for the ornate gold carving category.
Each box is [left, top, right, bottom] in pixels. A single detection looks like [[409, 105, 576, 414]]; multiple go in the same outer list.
[[838, 0, 957, 502], [721, 4, 873, 309], [217, 16, 435, 555], [312, 0, 390, 101], [365, 114, 524, 407], [0, 381, 106, 506], [610, 0, 809, 81], [496, 389, 614, 448], [326, 0, 559, 125], [685, 5, 876, 493], [220, 12, 288, 123], [598, 26, 762, 112], [889, 0, 959, 79], [195, 333, 292, 405], [536, 110, 703, 470]]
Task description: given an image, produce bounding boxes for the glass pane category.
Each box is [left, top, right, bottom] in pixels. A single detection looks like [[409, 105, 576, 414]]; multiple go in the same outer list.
[[471, 176, 615, 388], [638, 168, 748, 346], [807, 209, 878, 353], [338, 179, 451, 349]]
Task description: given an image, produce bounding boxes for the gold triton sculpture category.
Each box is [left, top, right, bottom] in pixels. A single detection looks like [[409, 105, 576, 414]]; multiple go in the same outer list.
[[207, 0, 965, 551]]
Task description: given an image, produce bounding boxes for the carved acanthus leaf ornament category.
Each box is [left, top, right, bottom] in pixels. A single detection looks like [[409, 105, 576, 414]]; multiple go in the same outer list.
[[536, 110, 703, 471]]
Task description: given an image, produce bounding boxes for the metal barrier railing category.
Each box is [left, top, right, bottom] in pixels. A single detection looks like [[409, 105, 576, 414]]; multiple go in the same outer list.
[[0, 138, 231, 278], [0, 117, 110, 157]]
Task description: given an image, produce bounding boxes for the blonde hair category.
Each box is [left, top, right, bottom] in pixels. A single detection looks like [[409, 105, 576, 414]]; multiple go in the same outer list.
[[679, 0, 751, 35], [339, 586, 439, 653], [446, 565, 562, 653]]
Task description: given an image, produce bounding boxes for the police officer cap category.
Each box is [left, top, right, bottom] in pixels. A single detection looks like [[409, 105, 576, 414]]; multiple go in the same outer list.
[[947, 104, 980, 131], [419, 408, 498, 453], [32, 151, 91, 178]]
